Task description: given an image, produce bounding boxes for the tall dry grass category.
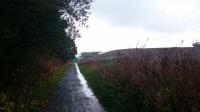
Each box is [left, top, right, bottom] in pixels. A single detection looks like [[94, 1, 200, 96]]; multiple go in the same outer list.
[[80, 48, 200, 112]]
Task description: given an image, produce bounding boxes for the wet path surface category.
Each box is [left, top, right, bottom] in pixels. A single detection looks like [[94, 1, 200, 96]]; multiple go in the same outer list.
[[48, 64, 105, 112]]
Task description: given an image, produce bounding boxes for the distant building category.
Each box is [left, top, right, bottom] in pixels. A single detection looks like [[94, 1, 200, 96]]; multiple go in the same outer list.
[[79, 52, 101, 59]]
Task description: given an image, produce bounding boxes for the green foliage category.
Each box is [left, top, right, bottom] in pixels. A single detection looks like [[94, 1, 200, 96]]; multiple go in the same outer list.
[[0, 0, 91, 111], [0, 0, 86, 61]]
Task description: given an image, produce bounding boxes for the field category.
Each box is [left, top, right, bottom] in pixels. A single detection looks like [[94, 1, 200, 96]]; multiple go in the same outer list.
[[79, 47, 200, 112]]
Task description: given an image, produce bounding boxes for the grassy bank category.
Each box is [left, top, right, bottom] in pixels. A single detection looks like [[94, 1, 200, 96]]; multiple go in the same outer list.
[[79, 48, 200, 112], [79, 65, 155, 112], [31, 64, 68, 112]]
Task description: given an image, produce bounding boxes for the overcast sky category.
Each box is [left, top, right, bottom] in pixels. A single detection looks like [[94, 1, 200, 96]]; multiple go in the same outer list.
[[75, 0, 200, 53]]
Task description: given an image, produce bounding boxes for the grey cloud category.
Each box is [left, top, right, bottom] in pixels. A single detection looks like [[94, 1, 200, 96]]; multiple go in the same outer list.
[[91, 0, 200, 34]]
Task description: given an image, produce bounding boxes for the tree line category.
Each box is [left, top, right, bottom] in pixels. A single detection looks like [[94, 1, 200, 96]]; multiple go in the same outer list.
[[0, 0, 92, 111]]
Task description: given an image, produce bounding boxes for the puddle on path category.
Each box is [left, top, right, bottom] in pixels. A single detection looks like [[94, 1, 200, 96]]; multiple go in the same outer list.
[[76, 64, 95, 98]]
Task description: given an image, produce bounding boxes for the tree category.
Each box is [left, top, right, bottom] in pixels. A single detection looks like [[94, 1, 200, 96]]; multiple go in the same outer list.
[[0, 0, 92, 110], [192, 41, 200, 47]]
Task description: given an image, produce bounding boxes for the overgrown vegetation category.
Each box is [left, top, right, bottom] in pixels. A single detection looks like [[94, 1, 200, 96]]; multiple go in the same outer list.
[[0, 62, 68, 111], [0, 0, 91, 111], [79, 47, 200, 112], [79, 65, 155, 112], [31, 64, 68, 112]]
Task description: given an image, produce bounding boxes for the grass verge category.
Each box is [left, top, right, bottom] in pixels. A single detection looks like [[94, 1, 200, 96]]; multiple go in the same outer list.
[[31, 64, 68, 112], [79, 64, 155, 112]]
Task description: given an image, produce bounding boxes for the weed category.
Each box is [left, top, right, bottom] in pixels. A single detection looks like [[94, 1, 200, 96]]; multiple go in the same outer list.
[[80, 47, 200, 112]]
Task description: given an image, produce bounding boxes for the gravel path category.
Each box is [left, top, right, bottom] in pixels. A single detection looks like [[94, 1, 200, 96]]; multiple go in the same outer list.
[[48, 64, 105, 112]]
